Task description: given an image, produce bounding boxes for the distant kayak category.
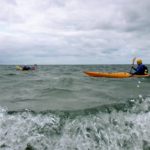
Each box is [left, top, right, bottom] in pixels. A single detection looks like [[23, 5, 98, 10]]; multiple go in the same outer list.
[[84, 71, 150, 78], [16, 65, 36, 71]]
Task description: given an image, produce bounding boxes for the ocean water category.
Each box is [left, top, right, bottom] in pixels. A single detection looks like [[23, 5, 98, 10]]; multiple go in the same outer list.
[[0, 65, 150, 150]]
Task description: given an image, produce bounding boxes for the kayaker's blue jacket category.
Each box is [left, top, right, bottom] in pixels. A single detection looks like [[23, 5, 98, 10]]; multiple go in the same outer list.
[[132, 64, 148, 75], [22, 66, 31, 71]]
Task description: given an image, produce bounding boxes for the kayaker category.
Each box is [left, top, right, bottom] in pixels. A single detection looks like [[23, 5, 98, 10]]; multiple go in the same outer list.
[[31, 64, 37, 70], [131, 59, 148, 75], [22, 64, 37, 71], [22, 65, 31, 71]]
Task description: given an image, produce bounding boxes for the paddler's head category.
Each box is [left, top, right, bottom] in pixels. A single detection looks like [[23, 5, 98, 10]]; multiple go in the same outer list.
[[137, 59, 142, 65]]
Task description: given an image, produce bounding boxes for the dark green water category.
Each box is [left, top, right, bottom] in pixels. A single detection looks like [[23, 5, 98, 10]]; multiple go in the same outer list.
[[0, 65, 150, 150]]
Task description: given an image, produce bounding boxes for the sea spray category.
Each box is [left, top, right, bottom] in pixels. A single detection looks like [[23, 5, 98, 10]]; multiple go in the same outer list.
[[0, 97, 150, 150]]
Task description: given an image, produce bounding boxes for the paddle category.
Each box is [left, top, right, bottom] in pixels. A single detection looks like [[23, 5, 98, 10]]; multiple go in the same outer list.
[[130, 57, 136, 73]]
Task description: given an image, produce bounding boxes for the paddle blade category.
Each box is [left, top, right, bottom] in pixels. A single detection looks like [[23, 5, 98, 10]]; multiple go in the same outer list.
[[132, 57, 136, 65]]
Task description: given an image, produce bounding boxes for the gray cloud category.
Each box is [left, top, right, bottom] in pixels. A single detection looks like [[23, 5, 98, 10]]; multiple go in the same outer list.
[[0, 0, 150, 64]]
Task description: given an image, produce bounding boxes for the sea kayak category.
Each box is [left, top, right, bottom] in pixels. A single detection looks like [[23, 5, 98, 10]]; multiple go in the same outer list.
[[84, 71, 150, 78], [16, 66, 35, 71]]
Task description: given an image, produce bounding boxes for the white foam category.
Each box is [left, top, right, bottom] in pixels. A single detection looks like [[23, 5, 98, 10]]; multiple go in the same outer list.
[[0, 97, 150, 150], [0, 110, 60, 150]]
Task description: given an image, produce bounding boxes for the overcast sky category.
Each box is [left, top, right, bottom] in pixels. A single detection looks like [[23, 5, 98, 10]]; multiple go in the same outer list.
[[0, 0, 150, 64]]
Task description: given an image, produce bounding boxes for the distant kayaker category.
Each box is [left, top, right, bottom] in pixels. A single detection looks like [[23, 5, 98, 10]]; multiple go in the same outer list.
[[31, 64, 37, 70], [22, 65, 31, 71], [22, 64, 37, 71], [131, 59, 148, 75]]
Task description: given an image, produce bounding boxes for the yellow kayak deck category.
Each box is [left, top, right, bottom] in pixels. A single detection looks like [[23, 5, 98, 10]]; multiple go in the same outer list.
[[16, 66, 23, 71]]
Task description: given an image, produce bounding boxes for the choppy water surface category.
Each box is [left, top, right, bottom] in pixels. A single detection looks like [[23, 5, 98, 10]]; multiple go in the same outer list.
[[0, 65, 150, 150]]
